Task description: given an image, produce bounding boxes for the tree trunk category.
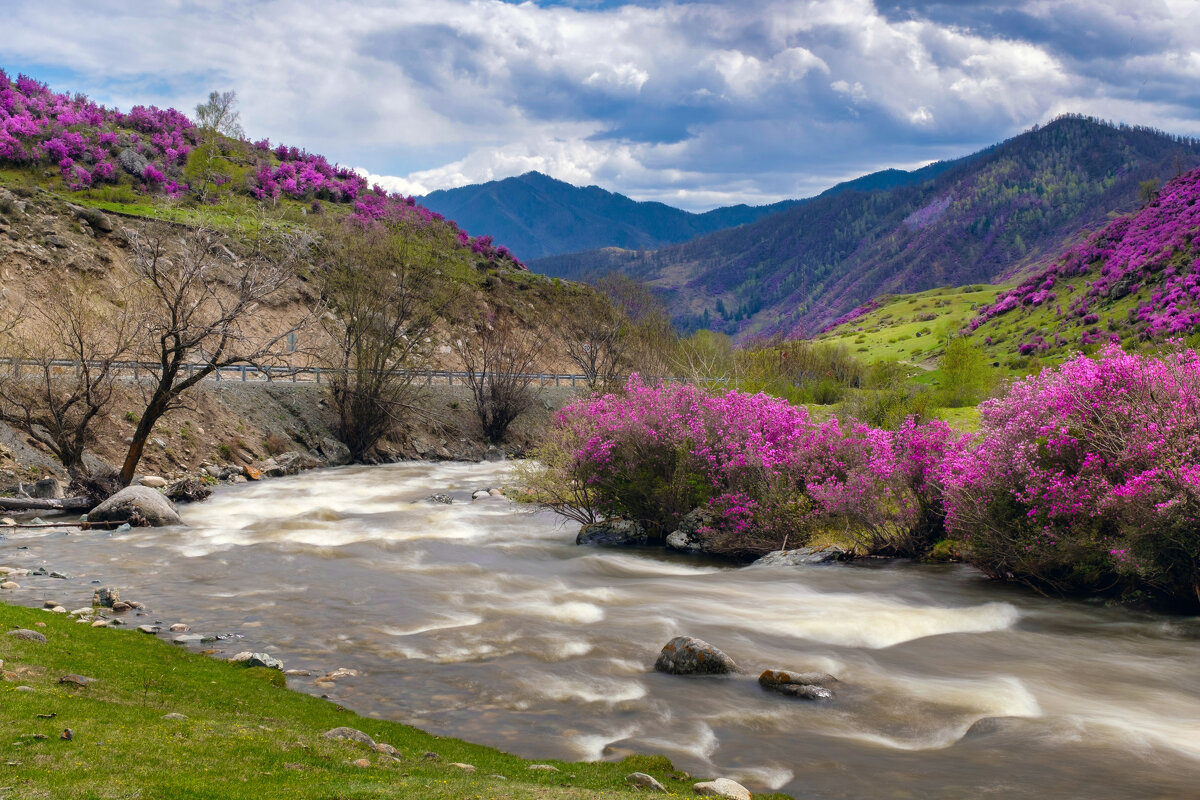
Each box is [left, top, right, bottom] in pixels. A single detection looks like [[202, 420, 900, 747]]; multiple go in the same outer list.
[[0, 496, 91, 510]]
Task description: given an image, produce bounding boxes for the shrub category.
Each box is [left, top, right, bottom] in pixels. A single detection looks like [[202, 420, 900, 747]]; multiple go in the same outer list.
[[941, 345, 1200, 609]]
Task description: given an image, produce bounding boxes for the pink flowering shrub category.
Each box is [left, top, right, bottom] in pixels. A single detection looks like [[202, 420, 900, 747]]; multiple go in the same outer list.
[[941, 345, 1200, 608], [544, 376, 959, 558]]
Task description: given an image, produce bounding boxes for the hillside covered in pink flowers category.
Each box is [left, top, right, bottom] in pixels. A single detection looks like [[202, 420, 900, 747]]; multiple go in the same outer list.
[[0, 70, 523, 269]]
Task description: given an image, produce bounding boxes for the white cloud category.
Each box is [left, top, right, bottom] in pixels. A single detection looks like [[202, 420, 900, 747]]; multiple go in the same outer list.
[[0, 0, 1196, 210]]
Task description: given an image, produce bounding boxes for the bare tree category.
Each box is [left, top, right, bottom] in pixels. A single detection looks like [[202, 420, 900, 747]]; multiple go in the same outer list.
[[0, 287, 135, 472], [119, 223, 312, 485], [453, 311, 544, 444], [195, 90, 244, 139], [554, 289, 629, 392], [596, 274, 678, 379], [318, 221, 452, 461]]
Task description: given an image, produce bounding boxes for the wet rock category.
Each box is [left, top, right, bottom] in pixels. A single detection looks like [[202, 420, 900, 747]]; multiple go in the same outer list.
[[29, 478, 64, 499], [89, 486, 182, 527], [577, 518, 648, 547], [320, 667, 359, 681], [93, 586, 120, 608], [137, 475, 168, 488], [424, 494, 453, 505], [654, 636, 740, 675], [230, 651, 283, 670], [752, 546, 847, 566], [169, 623, 190, 632], [283, 669, 311, 677], [323, 727, 376, 748], [758, 669, 838, 689], [111, 601, 132, 613], [626, 772, 667, 792], [137, 625, 158, 634], [165, 478, 212, 504], [6, 629, 46, 643], [694, 778, 752, 800], [664, 508, 714, 554], [472, 489, 490, 500], [172, 633, 205, 645], [0, 581, 18, 590], [488, 488, 504, 497]]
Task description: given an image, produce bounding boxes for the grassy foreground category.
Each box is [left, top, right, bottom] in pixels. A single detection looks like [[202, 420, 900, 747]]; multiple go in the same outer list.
[[1, 603, 781, 800]]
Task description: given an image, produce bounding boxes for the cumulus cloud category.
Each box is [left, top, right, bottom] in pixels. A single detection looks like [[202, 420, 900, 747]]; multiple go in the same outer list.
[[0, 0, 1197, 210]]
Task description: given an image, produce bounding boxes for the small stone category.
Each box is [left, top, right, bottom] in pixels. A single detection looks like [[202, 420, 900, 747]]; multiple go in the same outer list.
[[528, 764, 559, 772], [162, 713, 188, 721], [424, 494, 453, 505], [173, 633, 205, 645], [375, 742, 400, 757], [322, 727, 376, 748], [58, 674, 94, 687], [44, 600, 60, 609], [50, 606, 67, 614], [138, 475, 168, 488], [137, 625, 158, 634], [320, 668, 359, 681], [111, 602, 132, 613], [626, 772, 667, 792], [450, 763, 477, 772], [422, 751, 441, 761], [70, 608, 92, 617], [6, 629, 46, 643], [693, 778, 752, 800], [48, 571, 69, 579], [93, 587, 120, 608], [33, 621, 47, 627], [91, 620, 110, 628], [0, 581, 18, 590], [129, 602, 144, 609], [352, 758, 371, 768], [283, 669, 311, 677], [169, 623, 190, 632], [229, 651, 283, 670]]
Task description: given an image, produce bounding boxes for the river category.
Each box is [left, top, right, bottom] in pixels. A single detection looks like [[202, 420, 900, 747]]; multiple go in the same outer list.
[[6, 461, 1200, 798]]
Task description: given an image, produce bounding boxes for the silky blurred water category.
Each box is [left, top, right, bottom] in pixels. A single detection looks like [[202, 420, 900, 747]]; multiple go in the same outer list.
[[6, 461, 1200, 799]]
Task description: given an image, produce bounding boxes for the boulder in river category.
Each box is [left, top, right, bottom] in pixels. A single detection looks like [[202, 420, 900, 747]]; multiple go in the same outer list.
[[274, 451, 322, 475], [576, 518, 648, 547], [752, 546, 847, 566], [89, 486, 182, 527], [654, 636, 740, 675], [758, 668, 836, 700], [664, 508, 714, 554]]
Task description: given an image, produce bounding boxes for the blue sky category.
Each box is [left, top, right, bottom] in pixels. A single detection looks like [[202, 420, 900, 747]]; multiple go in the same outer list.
[[2, 0, 1198, 210]]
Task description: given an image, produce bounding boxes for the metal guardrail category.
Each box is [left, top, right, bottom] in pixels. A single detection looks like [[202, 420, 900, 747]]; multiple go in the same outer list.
[[0, 357, 604, 388]]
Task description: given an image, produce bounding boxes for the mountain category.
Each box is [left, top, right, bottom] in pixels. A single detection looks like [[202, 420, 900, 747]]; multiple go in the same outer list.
[[531, 116, 1200, 338], [419, 171, 801, 261]]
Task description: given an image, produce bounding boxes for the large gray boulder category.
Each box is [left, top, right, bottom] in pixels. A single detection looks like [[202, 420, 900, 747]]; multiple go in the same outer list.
[[664, 508, 713, 554], [577, 518, 647, 547], [752, 546, 847, 566], [274, 451, 322, 475], [117, 148, 149, 177], [654, 636, 740, 675], [89, 486, 182, 527], [319, 437, 352, 466]]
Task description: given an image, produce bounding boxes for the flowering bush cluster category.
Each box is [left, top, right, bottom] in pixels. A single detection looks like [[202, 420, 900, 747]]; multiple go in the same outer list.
[[544, 346, 1200, 608], [940, 344, 1200, 608], [546, 376, 959, 558], [0, 71, 524, 269], [971, 167, 1200, 347]]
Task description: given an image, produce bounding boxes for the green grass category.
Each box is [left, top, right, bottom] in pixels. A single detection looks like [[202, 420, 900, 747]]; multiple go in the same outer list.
[[1, 603, 786, 799]]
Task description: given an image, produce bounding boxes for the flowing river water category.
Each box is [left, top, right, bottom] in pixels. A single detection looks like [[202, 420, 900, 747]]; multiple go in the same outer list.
[[6, 461, 1200, 798]]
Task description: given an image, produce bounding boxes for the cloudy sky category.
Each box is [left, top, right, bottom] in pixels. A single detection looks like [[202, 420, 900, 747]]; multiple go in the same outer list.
[[2, 0, 1198, 209]]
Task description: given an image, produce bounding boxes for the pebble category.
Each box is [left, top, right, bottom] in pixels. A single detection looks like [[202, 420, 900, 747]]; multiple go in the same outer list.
[[693, 778, 752, 800], [626, 772, 668, 792]]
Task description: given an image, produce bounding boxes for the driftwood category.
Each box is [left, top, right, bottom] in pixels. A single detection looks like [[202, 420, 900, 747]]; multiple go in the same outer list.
[[0, 495, 91, 511], [0, 518, 135, 530]]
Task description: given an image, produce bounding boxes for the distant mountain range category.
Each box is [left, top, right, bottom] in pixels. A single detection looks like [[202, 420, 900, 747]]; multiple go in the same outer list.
[[530, 116, 1200, 338], [419, 171, 801, 261]]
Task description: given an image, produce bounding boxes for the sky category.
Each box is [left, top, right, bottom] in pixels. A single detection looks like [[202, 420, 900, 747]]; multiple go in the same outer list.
[[2, 0, 1198, 210]]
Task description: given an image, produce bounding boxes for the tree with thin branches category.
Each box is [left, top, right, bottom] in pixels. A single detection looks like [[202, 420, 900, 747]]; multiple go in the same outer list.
[[453, 311, 544, 445]]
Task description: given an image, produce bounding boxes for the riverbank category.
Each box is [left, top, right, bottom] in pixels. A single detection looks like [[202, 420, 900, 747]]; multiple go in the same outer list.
[[1, 600, 778, 799]]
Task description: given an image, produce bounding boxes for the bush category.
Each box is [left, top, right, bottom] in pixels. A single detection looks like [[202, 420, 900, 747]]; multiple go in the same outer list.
[[531, 376, 956, 558], [941, 345, 1200, 609]]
